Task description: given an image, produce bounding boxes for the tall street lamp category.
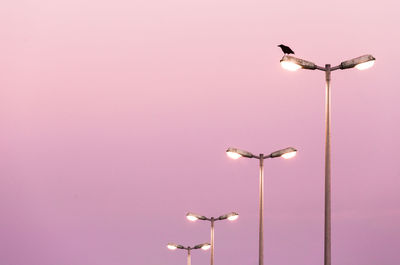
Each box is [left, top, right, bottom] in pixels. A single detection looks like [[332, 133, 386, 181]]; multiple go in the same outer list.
[[226, 147, 297, 265], [280, 54, 375, 265], [167, 243, 211, 265], [186, 212, 239, 265]]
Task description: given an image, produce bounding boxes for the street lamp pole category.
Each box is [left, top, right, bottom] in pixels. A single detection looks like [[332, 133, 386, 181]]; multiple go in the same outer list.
[[187, 248, 191, 265], [226, 147, 297, 265], [324, 64, 332, 265], [210, 218, 215, 265], [186, 212, 239, 265], [259, 154, 264, 265], [280, 54, 375, 265]]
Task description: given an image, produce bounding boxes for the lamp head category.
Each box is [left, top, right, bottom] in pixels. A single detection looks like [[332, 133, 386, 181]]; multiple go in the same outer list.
[[201, 244, 211, 250], [227, 212, 239, 221], [226, 147, 254, 159], [194, 243, 211, 250], [226, 212, 239, 221], [340, 55, 375, 70], [186, 212, 207, 221], [167, 243, 184, 250], [280, 55, 317, 71], [269, 147, 297, 159], [218, 212, 239, 221]]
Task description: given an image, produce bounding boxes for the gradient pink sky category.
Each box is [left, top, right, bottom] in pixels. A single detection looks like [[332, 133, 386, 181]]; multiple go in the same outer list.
[[1, 0, 399, 265]]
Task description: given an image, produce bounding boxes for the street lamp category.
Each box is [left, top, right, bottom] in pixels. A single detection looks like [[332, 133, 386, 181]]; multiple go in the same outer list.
[[280, 53, 375, 265], [186, 212, 239, 265], [226, 146, 297, 265], [167, 242, 210, 265]]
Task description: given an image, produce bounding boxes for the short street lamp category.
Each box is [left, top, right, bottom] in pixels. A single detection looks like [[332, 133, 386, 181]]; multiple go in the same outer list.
[[186, 212, 239, 265], [280, 53, 375, 265], [226, 147, 297, 265], [167, 243, 210, 265]]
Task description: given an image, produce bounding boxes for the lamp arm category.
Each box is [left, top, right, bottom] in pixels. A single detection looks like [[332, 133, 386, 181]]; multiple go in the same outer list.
[[315, 65, 340, 71], [330, 65, 341, 71], [316, 65, 327, 71]]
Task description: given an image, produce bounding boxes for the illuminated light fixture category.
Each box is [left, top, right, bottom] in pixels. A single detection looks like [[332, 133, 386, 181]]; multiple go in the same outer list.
[[167, 242, 210, 265], [280, 60, 301, 71], [167, 244, 177, 250], [226, 151, 242, 159], [269, 147, 297, 159], [340, 54, 376, 70], [227, 147, 297, 160], [226, 147, 254, 159], [227, 212, 239, 221], [280, 55, 317, 70], [167, 243, 182, 250], [355, 60, 375, 70], [217, 212, 239, 221], [281, 151, 297, 159], [199, 243, 211, 250], [186, 215, 198, 221], [186, 213, 207, 221]]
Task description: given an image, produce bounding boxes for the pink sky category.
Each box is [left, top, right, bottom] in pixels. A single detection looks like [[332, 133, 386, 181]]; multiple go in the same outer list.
[[1, 0, 399, 265]]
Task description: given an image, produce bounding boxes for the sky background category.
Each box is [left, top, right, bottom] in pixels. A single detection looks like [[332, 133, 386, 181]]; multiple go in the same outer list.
[[1, 0, 399, 265]]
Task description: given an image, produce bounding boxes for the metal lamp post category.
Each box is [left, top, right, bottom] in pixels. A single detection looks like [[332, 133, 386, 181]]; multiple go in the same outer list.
[[226, 147, 297, 265], [186, 212, 239, 265], [280, 54, 375, 265], [167, 243, 211, 265]]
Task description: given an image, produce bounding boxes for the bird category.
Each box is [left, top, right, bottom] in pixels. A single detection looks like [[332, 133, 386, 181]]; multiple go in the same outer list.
[[278, 44, 295, 55]]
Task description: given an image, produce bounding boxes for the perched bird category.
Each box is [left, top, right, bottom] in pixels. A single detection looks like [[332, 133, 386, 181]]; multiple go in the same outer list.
[[278, 44, 295, 55]]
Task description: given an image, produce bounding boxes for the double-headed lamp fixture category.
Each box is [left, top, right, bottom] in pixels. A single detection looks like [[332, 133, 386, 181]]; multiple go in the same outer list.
[[167, 243, 211, 251], [226, 147, 297, 160], [186, 212, 239, 222], [280, 54, 375, 72]]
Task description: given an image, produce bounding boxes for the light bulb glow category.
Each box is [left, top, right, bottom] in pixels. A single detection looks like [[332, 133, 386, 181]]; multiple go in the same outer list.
[[281, 151, 297, 159], [167, 244, 177, 250], [186, 215, 198, 222], [355, 60, 375, 70], [201, 244, 211, 250], [280, 61, 301, 71], [228, 215, 239, 221], [226, 151, 242, 159]]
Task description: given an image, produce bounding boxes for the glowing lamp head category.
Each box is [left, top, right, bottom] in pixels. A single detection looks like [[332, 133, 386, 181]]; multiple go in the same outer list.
[[218, 212, 239, 221], [194, 243, 211, 250], [270, 147, 297, 159], [340, 55, 375, 70], [226, 147, 254, 159], [355, 60, 375, 70], [167, 244, 178, 250], [280, 60, 301, 71], [201, 244, 211, 251], [280, 55, 317, 71], [227, 213, 239, 221], [281, 151, 297, 159], [226, 151, 242, 159], [186, 212, 207, 221], [186, 215, 198, 222]]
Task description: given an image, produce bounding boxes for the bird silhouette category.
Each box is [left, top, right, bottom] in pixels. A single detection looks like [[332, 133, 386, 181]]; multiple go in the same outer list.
[[278, 44, 295, 55]]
